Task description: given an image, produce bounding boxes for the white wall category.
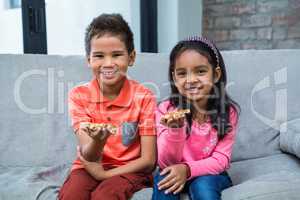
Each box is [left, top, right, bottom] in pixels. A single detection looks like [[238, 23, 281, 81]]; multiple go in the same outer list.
[[0, 1, 23, 54], [157, 0, 178, 53], [0, 0, 202, 55], [0, 0, 140, 55], [178, 0, 202, 41], [46, 0, 141, 55], [157, 0, 202, 53]]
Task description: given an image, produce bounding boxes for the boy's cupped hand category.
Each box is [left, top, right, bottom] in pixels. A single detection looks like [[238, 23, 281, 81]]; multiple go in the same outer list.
[[80, 122, 113, 142]]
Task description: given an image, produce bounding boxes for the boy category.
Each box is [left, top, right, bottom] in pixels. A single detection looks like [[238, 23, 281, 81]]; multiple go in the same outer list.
[[59, 13, 157, 200]]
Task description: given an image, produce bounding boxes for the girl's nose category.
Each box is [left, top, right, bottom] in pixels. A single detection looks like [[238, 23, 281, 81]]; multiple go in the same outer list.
[[186, 73, 199, 83]]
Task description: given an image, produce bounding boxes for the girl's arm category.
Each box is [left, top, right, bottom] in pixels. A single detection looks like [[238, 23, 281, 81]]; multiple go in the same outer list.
[[184, 108, 238, 179], [156, 103, 187, 169]]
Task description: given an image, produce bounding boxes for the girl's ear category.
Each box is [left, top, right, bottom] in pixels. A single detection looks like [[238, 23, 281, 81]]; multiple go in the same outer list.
[[128, 50, 136, 67], [172, 71, 180, 87], [214, 66, 222, 83]]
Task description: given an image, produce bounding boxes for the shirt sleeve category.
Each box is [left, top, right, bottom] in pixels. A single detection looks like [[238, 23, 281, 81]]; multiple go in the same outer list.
[[156, 102, 187, 169], [184, 107, 239, 179], [68, 88, 92, 132], [138, 91, 157, 136]]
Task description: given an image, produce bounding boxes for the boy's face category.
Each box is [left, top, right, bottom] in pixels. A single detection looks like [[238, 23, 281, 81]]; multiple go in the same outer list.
[[87, 34, 135, 89]]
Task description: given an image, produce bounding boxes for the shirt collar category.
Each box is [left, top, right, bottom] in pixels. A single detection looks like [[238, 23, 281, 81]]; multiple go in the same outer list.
[[88, 78, 133, 107]]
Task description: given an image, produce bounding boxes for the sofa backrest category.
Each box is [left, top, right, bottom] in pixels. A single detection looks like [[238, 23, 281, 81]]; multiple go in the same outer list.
[[0, 50, 299, 167]]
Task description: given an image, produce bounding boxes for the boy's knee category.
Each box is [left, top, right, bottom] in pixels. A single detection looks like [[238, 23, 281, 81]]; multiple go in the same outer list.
[[91, 175, 133, 199], [59, 188, 90, 200]]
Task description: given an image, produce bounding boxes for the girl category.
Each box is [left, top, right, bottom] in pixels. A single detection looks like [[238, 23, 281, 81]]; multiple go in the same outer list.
[[152, 36, 240, 200]]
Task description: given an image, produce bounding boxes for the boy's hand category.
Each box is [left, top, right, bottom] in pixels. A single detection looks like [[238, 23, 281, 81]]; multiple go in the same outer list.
[[77, 146, 107, 181], [157, 164, 189, 195], [160, 109, 190, 128], [80, 122, 116, 142]]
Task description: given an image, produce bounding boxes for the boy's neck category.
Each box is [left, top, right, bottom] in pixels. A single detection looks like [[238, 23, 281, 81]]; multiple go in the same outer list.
[[98, 78, 126, 100]]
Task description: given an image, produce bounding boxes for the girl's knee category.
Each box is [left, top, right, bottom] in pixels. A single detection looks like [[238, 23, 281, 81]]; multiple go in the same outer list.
[[188, 175, 225, 200]]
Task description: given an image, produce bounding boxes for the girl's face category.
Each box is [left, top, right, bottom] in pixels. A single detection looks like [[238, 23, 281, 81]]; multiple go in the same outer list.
[[87, 34, 135, 89], [173, 49, 221, 108]]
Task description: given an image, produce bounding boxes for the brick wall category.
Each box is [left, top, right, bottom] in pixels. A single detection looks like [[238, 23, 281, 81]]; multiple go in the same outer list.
[[202, 0, 300, 50]]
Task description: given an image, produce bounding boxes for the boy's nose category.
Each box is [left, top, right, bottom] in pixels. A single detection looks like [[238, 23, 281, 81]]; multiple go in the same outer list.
[[103, 57, 113, 67]]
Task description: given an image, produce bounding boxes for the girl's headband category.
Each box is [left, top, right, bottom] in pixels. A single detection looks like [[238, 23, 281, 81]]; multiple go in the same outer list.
[[186, 36, 220, 67]]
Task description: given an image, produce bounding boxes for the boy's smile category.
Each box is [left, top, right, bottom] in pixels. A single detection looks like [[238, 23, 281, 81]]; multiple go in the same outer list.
[[100, 66, 119, 80], [87, 34, 135, 98]]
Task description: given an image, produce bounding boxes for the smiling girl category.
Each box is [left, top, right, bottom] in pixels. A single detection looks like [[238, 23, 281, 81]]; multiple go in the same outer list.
[[152, 36, 240, 200]]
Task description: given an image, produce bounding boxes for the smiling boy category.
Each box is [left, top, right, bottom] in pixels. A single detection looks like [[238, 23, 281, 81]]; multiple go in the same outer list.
[[58, 13, 157, 200]]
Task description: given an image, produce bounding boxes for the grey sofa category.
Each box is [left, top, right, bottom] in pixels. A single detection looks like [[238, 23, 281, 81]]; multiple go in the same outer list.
[[0, 50, 300, 200]]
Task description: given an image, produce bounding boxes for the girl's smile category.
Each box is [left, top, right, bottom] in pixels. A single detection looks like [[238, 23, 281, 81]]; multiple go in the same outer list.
[[173, 49, 221, 106]]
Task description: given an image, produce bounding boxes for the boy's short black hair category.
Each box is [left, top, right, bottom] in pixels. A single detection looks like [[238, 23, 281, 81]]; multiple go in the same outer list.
[[84, 13, 134, 56]]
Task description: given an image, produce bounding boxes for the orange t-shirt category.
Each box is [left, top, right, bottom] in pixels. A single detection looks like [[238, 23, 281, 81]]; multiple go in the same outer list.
[[68, 78, 156, 171]]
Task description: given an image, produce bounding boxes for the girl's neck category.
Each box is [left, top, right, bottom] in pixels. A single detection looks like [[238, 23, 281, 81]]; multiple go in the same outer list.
[[190, 99, 209, 124], [192, 111, 208, 124], [190, 98, 208, 111]]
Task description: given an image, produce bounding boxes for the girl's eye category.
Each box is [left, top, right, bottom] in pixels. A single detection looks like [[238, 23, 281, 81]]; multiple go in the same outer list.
[[196, 70, 207, 74], [176, 72, 186, 77]]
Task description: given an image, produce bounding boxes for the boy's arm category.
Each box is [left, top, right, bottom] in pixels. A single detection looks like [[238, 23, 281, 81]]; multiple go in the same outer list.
[[105, 92, 157, 178], [78, 135, 156, 180], [75, 129, 106, 162], [105, 135, 157, 177], [69, 88, 104, 162]]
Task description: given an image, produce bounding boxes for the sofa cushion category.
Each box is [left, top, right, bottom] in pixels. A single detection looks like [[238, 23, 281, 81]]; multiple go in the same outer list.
[[228, 153, 300, 185], [280, 118, 300, 158], [222, 171, 300, 200], [221, 50, 300, 162], [0, 54, 86, 167], [0, 165, 69, 200]]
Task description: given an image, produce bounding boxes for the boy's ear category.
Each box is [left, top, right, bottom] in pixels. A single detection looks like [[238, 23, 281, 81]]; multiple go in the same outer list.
[[128, 50, 136, 67], [214, 66, 222, 83], [86, 56, 91, 67]]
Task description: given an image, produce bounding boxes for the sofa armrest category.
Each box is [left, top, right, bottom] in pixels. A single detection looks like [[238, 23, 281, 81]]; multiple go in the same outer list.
[[280, 118, 300, 158]]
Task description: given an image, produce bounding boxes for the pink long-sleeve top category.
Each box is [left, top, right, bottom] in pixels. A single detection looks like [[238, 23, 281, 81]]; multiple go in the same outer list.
[[156, 100, 238, 179]]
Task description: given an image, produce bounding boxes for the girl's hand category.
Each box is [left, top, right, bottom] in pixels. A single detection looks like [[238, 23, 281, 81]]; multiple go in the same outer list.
[[157, 164, 189, 194], [160, 109, 189, 128], [77, 146, 107, 181]]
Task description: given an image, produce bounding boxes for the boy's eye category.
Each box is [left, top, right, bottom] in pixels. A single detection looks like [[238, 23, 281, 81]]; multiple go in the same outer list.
[[94, 54, 104, 58], [112, 53, 124, 57]]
